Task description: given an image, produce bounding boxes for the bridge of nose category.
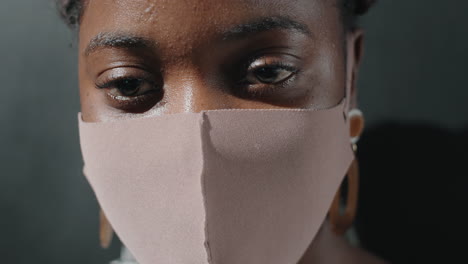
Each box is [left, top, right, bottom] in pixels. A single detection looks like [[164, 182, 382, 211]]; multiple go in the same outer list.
[[162, 69, 235, 114]]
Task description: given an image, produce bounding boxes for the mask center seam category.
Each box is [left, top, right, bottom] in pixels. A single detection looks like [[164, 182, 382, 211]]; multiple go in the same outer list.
[[200, 112, 214, 264]]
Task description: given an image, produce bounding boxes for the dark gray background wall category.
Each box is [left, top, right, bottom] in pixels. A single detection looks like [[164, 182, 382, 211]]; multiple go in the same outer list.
[[360, 0, 468, 128], [0, 0, 467, 264]]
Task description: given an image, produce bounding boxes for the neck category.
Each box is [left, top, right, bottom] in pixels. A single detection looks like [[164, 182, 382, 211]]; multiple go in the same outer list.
[[298, 219, 353, 264], [299, 220, 387, 264]]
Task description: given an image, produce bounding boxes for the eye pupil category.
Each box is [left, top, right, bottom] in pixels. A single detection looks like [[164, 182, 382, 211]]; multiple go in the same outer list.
[[117, 79, 143, 96], [254, 67, 281, 83], [251, 66, 295, 84]]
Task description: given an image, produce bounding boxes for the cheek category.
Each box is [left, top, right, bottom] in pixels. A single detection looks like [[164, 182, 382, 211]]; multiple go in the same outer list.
[[78, 68, 100, 122], [298, 39, 346, 109], [290, 1, 348, 109], [78, 58, 113, 123], [320, 43, 346, 101], [315, 14, 347, 107]]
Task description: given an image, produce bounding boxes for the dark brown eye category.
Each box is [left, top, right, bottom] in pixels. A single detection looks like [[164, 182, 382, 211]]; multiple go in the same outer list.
[[98, 78, 158, 98], [113, 78, 146, 96], [247, 66, 295, 84], [96, 75, 164, 113], [243, 57, 298, 85]]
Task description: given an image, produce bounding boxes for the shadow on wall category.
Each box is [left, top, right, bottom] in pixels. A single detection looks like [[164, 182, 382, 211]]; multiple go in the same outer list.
[[356, 122, 468, 263], [358, 0, 468, 128]]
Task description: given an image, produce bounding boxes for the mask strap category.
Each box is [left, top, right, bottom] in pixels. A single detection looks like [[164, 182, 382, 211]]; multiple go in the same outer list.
[[342, 85, 352, 121]]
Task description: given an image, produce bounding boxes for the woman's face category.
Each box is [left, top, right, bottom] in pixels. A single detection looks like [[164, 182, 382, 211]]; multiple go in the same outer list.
[[78, 0, 358, 122]]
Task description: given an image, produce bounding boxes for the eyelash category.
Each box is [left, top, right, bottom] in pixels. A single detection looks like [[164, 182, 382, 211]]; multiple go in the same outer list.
[[95, 75, 163, 112], [244, 61, 298, 81], [235, 58, 300, 96], [96, 76, 148, 89]]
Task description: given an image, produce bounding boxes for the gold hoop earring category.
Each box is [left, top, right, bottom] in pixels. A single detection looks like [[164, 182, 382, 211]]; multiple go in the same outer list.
[[329, 147, 360, 236], [99, 209, 114, 249]]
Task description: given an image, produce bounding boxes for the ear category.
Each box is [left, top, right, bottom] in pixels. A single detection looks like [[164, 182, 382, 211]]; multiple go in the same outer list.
[[345, 29, 365, 140], [345, 29, 365, 109]]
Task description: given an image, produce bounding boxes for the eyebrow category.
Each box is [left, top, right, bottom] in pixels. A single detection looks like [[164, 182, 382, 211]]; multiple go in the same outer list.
[[221, 16, 312, 41], [84, 32, 156, 56], [84, 16, 311, 56]]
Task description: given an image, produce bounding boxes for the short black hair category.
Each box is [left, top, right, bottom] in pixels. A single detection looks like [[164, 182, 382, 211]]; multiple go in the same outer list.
[[57, 0, 83, 28], [57, 0, 376, 31], [341, 0, 377, 30]]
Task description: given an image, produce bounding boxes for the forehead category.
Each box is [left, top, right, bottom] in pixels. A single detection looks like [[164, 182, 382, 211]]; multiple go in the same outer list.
[[79, 0, 341, 56]]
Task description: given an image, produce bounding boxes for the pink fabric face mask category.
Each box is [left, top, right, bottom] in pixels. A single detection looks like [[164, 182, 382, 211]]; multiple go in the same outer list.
[[78, 98, 354, 264]]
